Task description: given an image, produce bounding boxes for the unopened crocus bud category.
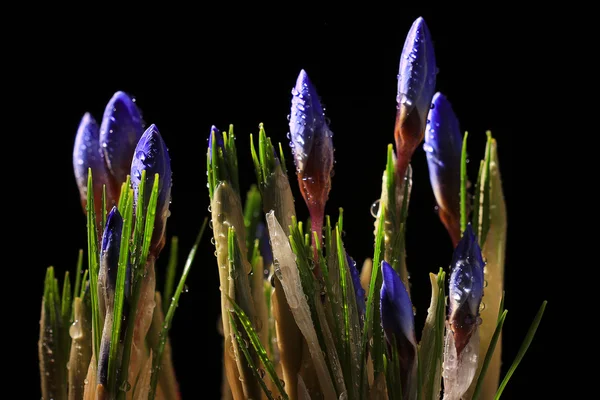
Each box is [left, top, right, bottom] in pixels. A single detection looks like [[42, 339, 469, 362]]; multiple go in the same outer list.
[[424, 92, 463, 246], [347, 253, 366, 319], [395, 17, 437, 181], [73, 113, 111, 220], [99, 206, 123, 312], [130, 124, 172, 257], [380, 260, 417, 399], [208, 125, 224, 159], [448, 224, 484, 356], [289, 69, 334, 250], [99, 91, 144, 200]]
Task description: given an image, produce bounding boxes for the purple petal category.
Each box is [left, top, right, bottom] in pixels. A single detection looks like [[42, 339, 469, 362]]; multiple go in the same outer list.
[[130, 124, 172, 256], [100, 206, 123, 304], [208, 125, 224, 159], [289, 70, 334, 251], [380, 260, 416, 347], [99, 91, 144, 186], [346, 253, 366, 318], [448, 224, 485, 354], [424, 92, 463, 245], [73, 112, 114, 221], [380, 260, 417, 397], [397, 17, 437, 124], [289, 69, 331, 175]]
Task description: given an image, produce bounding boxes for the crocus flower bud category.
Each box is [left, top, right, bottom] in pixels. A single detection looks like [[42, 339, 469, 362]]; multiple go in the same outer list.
[[130, 124, 172, 257], [448, 224, 484, 356], [99, 91, 144, 198], [289, 69, 334, 249], [208, 125, 224, 159], [98, 206, 123, 319], [424, 92, 463, 246], [395, 17, 437, 181], [347, 253, 366, 318], [73, 113, 111, 220], [380, 260, 417, 399]]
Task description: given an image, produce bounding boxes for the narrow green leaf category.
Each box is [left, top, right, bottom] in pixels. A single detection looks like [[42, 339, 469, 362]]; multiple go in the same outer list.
[[86, 169, 101, 359], [73, 249, 84, 303], [360, 202, 386, 392], [61, 271, 71, 324], [227, 296, 289, 400], [118, 175, 131, 212], [336, 226, 350, 360], [149, 218, 208, 400], [80, 270, 89, 299], [118, 174, 161, 399], [460, 132, 469, 233], [278, 142, 287, 176], [163, 236, 179, 315], [102, 184, 107, 230], [471, 159, 484, 239], [472, 310, 508, 400], [243, 184, 262, 260], [133, 170, 147, 266], [480, 132, 493, 247], [207, 141, 215, 199], [227, 124, 240, 194], [108, 189, 134, 394], [250, 133, 263, 188], [494, 301, 548, 399], [229, 314, 276, 400]]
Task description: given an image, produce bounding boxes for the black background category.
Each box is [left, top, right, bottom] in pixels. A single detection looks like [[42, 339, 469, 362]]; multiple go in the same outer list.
[[12, 5, 565, 399]]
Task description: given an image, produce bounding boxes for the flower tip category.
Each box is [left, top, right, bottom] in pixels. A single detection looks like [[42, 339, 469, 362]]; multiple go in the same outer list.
[[102, 206, 123, 251], [397, 16, 437, 114], [100, 90, 144, 185], [380, 260, 416, 345], [208, 125, 224, 154]]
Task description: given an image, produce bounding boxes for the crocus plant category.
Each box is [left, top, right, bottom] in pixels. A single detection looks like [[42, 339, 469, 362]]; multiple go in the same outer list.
[[39, 17, 546, 400]]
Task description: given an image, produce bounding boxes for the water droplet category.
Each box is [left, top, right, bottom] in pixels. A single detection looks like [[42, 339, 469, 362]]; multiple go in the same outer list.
[[120, 380, 131, 392], [479, 302, 485, 312], [370, 199, 381, 218], [184, 285, 189, 293], [84, 378, 89, 385], [258, 368, 266, 378]]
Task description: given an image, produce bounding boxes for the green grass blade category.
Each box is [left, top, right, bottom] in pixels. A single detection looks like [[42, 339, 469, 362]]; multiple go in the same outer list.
[[243, 184, 262, 260], [227, 296, 289, 400], [278, 142, 287, 176], [336, 226, 351, 362], [86, 169, 101, 359], [118, 175, 131, 212], [108, 189, 134, 394], [494, 301, 548, 399], [133, 170, 147, 264], [250, 133, 263, 188], [149, 218, 208, 400], [471, 159, 484, 240], [80, 270, 89, 298], [102, 184, 107, 230], [141, 175, 160, 268], [61, 271, 71, 324], [472, 309, 508, 400], [460, 132, 469, 233], [73, 249, 84, 302], [360, 202, 386, 391], [229, 314, 276, 400], [480, 132, 493, 247], [163, 236, 179, 315], [118, 174, 160, 399]]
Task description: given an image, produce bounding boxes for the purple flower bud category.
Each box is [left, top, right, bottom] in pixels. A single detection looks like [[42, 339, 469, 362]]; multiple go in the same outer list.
[[394, 17, 437, 181], [130, 124, 172, 257], [99, 206, 123, 308], [448, 224, 485, 355], [73, 113, 112, 219], [424, 92, 463, 246], [99, 91, 144, 192], [380, 260, 417, 397], [289, 69, 334, 252], [208, 125, 224, 159], [347, 253, 365, 319]]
